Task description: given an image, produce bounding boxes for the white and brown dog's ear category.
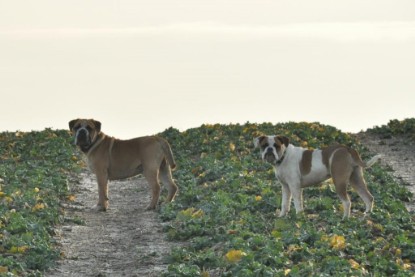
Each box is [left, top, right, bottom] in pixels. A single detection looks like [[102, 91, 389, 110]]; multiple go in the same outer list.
[[69, 119, 80, 131], [276, 135, 289, 147], [254, 136, 267, 148]]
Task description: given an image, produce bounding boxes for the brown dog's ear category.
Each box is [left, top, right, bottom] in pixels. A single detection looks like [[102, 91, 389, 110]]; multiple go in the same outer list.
[[93, 120, 102, 132], [69, 119, 79, 131], [276, 135, 289, 147], [253, 136, 267, 148]]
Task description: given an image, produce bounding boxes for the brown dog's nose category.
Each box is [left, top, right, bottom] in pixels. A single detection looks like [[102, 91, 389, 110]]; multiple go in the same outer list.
[[77, 129, 87, 138], [76, 129, 90, 146]]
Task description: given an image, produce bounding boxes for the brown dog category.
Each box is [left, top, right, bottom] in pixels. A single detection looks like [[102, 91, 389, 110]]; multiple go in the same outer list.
[[69, 118, 178, 211]]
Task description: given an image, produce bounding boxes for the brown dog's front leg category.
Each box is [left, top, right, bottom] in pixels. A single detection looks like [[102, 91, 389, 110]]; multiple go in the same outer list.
[[96, 172, 109, 211]]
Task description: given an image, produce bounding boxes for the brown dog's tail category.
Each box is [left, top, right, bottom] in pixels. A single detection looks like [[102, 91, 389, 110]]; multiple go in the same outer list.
[[350, 148, 381, 168], [160, 138, 177, 170]]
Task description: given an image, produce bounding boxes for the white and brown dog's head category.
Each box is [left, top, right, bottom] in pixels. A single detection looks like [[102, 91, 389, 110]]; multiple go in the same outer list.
[[69, 119, 102, 152], [254, 135, 290, 165]]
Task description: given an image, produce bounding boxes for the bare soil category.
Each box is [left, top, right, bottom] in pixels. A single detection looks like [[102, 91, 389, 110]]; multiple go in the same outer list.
[[46, 132, 415, 276], [357, 132, 415, 212], [46, 172, 178, 277]]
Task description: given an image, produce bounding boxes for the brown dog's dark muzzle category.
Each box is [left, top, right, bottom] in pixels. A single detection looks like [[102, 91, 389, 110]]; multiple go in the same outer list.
[[76, 129, 91, 146]]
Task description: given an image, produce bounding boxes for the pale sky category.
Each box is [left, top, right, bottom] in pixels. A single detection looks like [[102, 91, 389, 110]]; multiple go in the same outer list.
[[1, 0, 414, 138]]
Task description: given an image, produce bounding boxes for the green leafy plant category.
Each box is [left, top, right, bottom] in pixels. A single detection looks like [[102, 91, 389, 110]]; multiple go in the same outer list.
[[0, 129, 81, 275], [159, 121, 415, 276], [1, 120, 414, 276], [368, 118, 415, 141]]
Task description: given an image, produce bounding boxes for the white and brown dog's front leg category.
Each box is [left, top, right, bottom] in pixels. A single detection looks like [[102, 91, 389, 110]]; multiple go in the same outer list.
[[279, 183, 292, 217], [291, 186, 304, 215], [280, 182, 305, 217]]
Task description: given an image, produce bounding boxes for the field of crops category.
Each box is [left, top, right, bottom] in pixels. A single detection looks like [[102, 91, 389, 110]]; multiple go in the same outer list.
[[0, 130, 80, 276], [158, 121, 415, 276], [368, 118, 415, 141], [0, 120, 414, 276]]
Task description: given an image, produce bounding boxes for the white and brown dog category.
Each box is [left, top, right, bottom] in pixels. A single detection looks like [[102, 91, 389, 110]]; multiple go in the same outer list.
[[254, 135, 381, 218]]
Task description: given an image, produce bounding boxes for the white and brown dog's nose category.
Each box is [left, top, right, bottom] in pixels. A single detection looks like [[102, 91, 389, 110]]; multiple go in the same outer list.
[[266, 147, 274, 153], [264, 147, 277, 163]]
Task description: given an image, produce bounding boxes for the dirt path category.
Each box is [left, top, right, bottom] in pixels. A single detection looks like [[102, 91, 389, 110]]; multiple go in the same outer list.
[[357, 132, 415, 212], [46, 172, 176, 277]]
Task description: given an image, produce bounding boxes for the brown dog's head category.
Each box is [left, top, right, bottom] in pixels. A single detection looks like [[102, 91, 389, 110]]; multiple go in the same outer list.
[[69, 119, 102, 151], [253, 135, 289, 165]]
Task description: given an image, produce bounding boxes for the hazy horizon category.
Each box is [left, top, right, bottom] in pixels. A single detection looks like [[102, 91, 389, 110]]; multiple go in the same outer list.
[[1, 1, 414, 138]]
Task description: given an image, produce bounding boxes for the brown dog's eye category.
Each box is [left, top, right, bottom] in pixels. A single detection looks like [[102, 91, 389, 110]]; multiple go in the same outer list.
[[262, 143, 269, 149]]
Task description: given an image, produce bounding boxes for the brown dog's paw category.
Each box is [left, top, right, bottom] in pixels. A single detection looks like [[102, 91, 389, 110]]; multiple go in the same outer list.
[[145, 203, 158, 211], [92, 203, 108, 212]]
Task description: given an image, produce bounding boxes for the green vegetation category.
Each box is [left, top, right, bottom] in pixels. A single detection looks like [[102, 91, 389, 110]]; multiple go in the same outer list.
[[0, 129, 80, 276], [159, 122, 415, 276], [368, 118, 415, 141], [0, 120, 414, 276]]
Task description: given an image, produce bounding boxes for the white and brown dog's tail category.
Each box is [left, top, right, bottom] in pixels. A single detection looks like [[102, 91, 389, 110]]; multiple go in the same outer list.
[[365, 154, 382, 168], [349, 148, 381, 168]]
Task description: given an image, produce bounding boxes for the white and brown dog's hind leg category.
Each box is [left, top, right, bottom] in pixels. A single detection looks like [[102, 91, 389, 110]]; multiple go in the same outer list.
[[349, 166, 374, 215], [159, 160, 178, 203], [279, 182, 292, 217], [334, 180, 351, 219], [331, 148, 353, 219]]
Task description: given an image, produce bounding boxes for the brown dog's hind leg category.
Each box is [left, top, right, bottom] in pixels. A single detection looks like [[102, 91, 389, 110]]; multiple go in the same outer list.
[[350, 167, 374, 215], [144, 169, 161, 210], [159, 160, 178, 203]]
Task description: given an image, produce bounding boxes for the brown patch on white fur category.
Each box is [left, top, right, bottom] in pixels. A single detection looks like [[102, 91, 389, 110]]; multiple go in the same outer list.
[[273, 136, 286, 158], [300, 149, 313, 175], [275, 136, 289, 147], [348, 148, 367, 167], [322, 144, 367, 169], [321, 144, 344, 169], [257, 136, 268, 147]]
